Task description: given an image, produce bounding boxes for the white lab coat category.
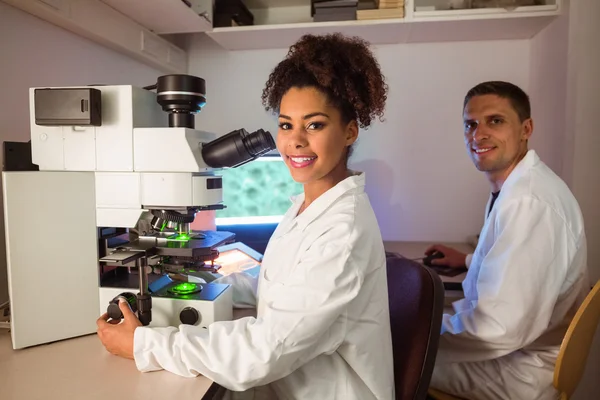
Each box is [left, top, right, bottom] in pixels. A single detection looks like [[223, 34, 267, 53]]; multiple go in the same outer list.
[[430, 150, 589, 400], [133, 172, 396, 400]]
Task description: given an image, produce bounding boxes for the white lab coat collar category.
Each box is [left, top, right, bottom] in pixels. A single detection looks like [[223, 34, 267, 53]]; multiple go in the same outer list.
[[500, 149, 539, 192], [289, 171, 366, 232], [485, 149, 539, 218]]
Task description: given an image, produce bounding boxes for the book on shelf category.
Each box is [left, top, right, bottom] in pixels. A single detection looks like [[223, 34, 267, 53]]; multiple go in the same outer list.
[[312, 0, 359, 21], [356, 7, 404, 19], [311, 0, 404, 22], [376, 0, 404, 9]]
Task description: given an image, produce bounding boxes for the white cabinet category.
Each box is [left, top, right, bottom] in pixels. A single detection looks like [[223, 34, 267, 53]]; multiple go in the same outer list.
[[206, 0, 562, 50], [33, 0, 71, 16], [4, 0, 72, 19], [2, 0, 190, 73], [3, 0, 563, 68], [100, 0, 213, 34]]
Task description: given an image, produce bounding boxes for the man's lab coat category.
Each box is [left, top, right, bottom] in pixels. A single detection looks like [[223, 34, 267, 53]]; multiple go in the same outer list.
[[133, 172, 396, 400], [431, 150, 589, 400]]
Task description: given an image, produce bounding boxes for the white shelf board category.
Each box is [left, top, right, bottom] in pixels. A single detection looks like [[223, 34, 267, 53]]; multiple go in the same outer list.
[[407, 14, 555, 43], [206, 10, 558, 50], [101, 0, 212, 34], [413, 4, 559, 20], [207, 18, 409, 50]]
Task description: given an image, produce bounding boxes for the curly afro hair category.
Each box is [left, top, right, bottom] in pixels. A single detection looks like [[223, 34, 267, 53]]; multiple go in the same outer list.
[[261, 33, 388, 129]]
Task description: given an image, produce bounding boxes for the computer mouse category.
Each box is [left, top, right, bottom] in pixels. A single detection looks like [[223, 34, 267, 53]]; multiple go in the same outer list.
[[423, 250, 445, 267]]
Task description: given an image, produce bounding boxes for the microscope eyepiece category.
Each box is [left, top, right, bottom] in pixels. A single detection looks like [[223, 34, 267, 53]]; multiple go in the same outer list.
[[156, 74, 206, 129], [151, 75, 276, 168], [201, 128, 276, 169]]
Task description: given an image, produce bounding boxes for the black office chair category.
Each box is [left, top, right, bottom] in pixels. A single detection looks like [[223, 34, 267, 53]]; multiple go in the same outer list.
[[386, 253, 445, 400]]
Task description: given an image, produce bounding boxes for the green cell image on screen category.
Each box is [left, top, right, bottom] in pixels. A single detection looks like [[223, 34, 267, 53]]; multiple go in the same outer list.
[[216, 157, 303, 221]]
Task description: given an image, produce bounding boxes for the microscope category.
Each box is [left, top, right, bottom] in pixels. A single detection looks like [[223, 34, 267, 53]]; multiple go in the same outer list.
[[2, 74, 275, 349]]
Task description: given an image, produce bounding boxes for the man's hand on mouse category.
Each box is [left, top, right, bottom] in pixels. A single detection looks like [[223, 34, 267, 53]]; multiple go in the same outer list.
[[96, 297, 141, 360], [424, 244, 467, 269]]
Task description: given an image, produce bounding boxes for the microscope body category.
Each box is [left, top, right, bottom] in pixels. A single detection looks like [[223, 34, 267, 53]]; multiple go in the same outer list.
[[2, 76, 274, 349]]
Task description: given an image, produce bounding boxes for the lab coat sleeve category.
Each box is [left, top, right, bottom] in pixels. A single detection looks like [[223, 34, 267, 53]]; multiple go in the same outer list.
[[133, 223, 363, 391], [437, 196, 572, 363], [465, 253, 473, 269], [212, 271, 258, 308]]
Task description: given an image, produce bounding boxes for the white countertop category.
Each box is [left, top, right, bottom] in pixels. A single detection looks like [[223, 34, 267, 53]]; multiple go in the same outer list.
[[0, 329, 218, 400], [0, 310, 257, 400], [0, 241, 472, 399], [384, 241, 473, 284]]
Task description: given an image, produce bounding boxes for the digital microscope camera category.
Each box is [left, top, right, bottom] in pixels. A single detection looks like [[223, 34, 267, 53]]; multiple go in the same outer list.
[[2, 74, 275, 349]]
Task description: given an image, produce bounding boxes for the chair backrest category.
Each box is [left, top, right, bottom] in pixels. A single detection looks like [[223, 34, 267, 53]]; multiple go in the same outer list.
[[554, 279, 600, 400], [386, 254, 445, 400]]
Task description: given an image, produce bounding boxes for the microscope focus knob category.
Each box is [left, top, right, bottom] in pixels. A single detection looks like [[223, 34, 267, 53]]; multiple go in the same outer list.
[[179, 307, 200, 325]]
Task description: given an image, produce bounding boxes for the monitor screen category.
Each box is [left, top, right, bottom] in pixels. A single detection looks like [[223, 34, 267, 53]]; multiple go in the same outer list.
[[215, 155, 302, 226]]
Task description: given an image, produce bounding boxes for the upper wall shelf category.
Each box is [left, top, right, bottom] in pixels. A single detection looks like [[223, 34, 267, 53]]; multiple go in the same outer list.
[[100, 0, 212, 34], [207, 1, 561, 50], [3, 0, 562, 73], [207, 12, 557, 50]]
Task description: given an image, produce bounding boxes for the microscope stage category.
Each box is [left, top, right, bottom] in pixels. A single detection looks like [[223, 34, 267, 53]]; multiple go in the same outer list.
[[126, 230, 235, 258], [149, 275, 229, 302]]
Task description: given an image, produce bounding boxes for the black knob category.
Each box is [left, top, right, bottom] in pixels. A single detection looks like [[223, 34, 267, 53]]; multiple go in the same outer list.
[[179, 307, 200, 325], [107, 292, 137, 320]]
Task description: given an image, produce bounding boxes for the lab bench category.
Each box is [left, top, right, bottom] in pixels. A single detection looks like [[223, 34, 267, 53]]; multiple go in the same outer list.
[[0, 242, 470, 399], [0, 308, 256, 400], [0, 320, 224, 400]]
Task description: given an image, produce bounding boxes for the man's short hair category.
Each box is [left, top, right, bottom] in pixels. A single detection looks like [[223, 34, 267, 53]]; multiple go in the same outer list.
[[463, 81, 531, 122]]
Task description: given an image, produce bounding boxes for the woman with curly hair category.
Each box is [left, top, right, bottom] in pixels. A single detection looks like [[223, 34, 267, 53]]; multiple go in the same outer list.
[[97, 33, 395, 400]]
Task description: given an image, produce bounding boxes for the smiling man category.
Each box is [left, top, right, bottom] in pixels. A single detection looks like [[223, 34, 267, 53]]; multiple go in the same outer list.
[[425, 81, 589, 400]]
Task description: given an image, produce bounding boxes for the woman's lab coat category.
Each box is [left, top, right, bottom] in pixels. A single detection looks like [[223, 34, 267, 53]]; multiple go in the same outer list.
[[431, 150, 589, 400], [133, 172, 396, 400]]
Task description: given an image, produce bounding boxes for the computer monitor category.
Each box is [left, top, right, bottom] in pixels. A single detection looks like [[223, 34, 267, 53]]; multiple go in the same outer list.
[[215, 155, 302, 226]]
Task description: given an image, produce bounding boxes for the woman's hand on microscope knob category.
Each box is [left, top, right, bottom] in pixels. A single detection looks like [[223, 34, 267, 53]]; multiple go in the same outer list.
[[96, 298, 142, 360]]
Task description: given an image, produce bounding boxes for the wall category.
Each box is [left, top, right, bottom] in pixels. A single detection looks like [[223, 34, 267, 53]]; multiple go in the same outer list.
[[0, 2, 163, 305], [530, 1, 600, 397], [187, 34, 531, 243], [528, 10, 569, 176], [563, 0, 600, 398]]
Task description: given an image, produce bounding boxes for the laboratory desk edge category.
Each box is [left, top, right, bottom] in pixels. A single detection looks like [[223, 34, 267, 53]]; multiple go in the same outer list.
[[0, 241, 471, 400]]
